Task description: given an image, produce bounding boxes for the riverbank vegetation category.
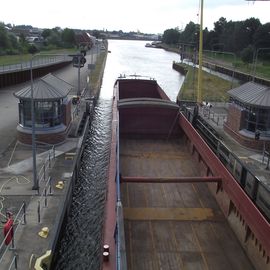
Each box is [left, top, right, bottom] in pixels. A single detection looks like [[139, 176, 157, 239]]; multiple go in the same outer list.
[[177, 63, 238, 102], [162, 17, 270, 80], [0, 23, 77, 56], [88, 51, 107, 96]]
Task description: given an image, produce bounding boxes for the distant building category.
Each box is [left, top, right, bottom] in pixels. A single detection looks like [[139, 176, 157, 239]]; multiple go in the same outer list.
[[14, 73, 73, 145], [75, 31, 94, 49], [224, 81, 270, 150], [26, 36, 43, 45]]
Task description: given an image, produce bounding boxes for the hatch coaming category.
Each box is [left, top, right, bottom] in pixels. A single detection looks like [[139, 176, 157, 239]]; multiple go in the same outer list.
[[116, 77, 181, 139], [117, 77, 170, 100]]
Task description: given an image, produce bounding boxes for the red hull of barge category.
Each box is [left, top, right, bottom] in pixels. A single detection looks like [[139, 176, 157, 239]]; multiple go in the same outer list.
[[102, 77, 270, 270]]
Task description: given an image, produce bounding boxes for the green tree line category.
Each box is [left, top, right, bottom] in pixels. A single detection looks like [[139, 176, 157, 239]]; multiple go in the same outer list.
[[162, 17, 270, 63], [0, 23, 76, 55]]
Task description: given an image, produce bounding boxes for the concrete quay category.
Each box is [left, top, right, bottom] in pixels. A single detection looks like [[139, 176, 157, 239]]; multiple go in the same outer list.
[[0, 48, 103, 269], [0, 100, 90, 270]]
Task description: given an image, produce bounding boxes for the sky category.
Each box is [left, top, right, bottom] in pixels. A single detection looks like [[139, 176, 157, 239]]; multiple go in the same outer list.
[[0, 0, 269, 34]]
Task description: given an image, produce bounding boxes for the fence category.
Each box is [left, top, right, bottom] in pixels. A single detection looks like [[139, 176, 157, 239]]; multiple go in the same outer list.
[[36, 146, 56, 194], [200, 104, 228, 126], [0, 55, 72, 74], [37, 176, 53, 223], [0, 145, 56, 269], [0, 202, 26, 270]]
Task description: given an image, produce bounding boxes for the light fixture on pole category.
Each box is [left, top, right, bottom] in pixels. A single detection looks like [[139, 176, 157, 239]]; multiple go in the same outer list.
[[252, 47, 270, 81], [30, 55, 38, 191], [197, 0, 204, 104], [30, 53, 72, 191]]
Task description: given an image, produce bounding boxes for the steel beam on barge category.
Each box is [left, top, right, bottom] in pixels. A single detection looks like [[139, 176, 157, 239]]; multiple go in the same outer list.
[[121, 176, 222, 183]]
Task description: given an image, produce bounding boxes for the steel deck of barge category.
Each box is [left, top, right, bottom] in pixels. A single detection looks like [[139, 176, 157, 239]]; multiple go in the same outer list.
[[120, 138, 255, 270]]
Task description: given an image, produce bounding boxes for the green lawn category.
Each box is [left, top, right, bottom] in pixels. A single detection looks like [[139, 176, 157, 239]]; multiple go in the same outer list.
[[203, 51, 270, 80], [0, 48, 77, 65], [161, 44, 270, 81], [177, 63, 239, 102]]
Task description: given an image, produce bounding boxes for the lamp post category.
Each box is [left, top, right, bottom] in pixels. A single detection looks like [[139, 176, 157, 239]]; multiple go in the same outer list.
[[204, 50, 236, 89], [30, 53, 73, 191], [197, 0, 204, 104], [252, 47, 270, 81], [30, 55, 38, 190]]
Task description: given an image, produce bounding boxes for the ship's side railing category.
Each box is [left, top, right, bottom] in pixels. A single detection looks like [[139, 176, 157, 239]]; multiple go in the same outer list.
[[116, 111, 127, 270], [181, 104, 270, 222]]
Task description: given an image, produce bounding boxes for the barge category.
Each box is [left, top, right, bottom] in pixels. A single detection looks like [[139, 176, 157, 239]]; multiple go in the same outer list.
[[103, 75, 270, 270]]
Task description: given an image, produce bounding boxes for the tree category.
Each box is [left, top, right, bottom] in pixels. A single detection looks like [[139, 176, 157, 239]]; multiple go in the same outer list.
[[162, 28, 180, 45], [61, 28, 75, 47], [254, 23, 270, 49], [0, 23, 10, 51], [241, 45, 254, 64], [28, 44, 39, 54], [214, 17, 227, 36], [43, 27, 62, 48], [92, 30, 101, 39], [179, 21, 199, 45], [244, 17, 261, 46], [42, 29, 52, 39]]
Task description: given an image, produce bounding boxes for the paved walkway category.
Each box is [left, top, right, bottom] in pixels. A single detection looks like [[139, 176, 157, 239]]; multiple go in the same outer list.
[[199, 104, 270, 187]]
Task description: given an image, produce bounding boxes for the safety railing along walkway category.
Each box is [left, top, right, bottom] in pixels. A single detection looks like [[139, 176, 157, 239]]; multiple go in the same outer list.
[[0, 55, 72, 74], [0, 145, 56, 269], [0, 202, 26, 270]]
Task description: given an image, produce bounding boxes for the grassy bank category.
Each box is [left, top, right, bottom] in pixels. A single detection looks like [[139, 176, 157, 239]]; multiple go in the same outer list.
[[161, 44, 270, 81], [204, 52, 270, 80], [88, 51, 107, 96], [0, 48, 77, 65], [177, 63, 239, 102]]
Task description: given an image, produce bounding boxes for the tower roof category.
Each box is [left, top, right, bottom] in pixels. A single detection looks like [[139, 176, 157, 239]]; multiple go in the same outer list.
[[228, 82, 270, 108], [14, 73, 73, 101]]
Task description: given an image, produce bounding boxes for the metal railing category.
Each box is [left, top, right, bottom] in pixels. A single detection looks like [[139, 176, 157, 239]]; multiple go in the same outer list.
[[0, 55, 72, 74], [36, 145, 56, 194], [181, 105, 270, 221], [0, 202, 26, 268], [201, 106, 227, 126], [7, 254, 18, 270], [37, 176, 53, 223]]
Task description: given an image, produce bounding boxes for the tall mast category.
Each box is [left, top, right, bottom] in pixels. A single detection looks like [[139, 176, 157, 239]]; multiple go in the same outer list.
[[197, 0, 204, 103]]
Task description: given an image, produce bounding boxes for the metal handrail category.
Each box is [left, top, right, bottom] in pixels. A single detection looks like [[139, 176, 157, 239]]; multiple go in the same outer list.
[[36, 146, 55, 194], [182, 105, 270, 201], [37, 177, 53, 223], [0, 55, 72, 74], [0, 202, 26, 265], [7, 254, 18, 270]]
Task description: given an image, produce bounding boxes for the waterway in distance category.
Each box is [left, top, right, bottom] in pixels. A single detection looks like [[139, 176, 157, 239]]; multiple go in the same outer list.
[[53, 40, 184, 270]]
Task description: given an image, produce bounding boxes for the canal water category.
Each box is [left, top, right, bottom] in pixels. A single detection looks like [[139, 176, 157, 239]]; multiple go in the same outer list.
[[53, 40, 184, 270]]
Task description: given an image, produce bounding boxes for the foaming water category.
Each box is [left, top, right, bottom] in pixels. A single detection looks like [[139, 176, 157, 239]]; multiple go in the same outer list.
[[54, 99, 112, 270]]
